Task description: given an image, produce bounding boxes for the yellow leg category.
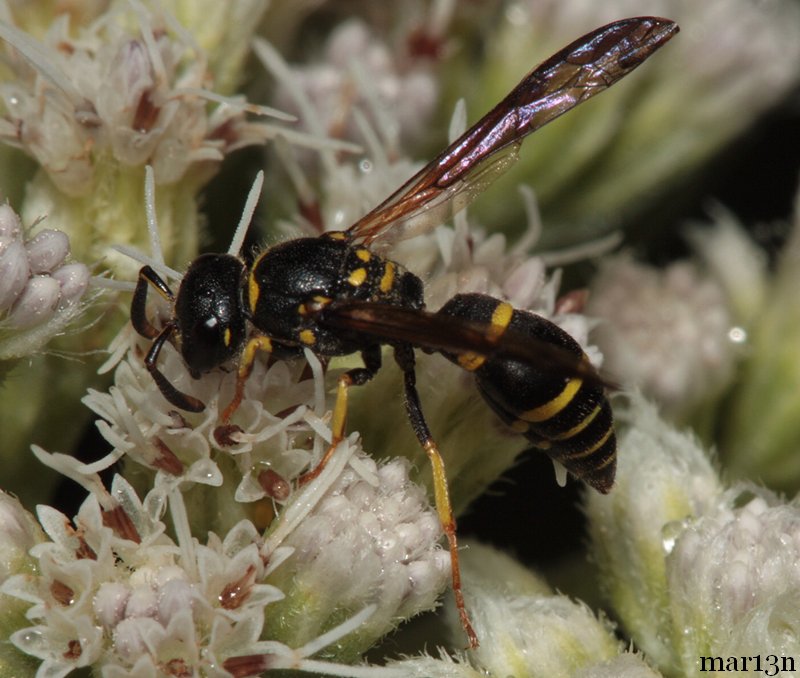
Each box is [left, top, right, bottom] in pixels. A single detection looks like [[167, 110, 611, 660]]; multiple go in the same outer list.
[[330, 373, 351, 440], [298, 373, 352, 485], [298, 347, 380, 486], [424, 439, 479, 649], [393, 343, 478, 648], [222, 335, 273, 422]]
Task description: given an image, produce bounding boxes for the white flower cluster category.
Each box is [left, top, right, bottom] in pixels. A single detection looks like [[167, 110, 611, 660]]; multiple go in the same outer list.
[[588, 254, 736, 418], [390, 542, 661, 677], [2, 471, 284, 677], [270, 17, 439, 154], [3, 0, 800, 676], [87, 328, 318, 515], [0, 5, 291, 197], [586, 397, 800, 676], [265, 454, 449, 655], [669, 492, 800, 668], [0, 202, 90, 361], [0, 438, 442, 677]]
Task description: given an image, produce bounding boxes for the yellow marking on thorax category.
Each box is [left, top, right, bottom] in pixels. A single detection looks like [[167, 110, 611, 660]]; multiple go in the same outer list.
[[355, 248, 371, 262], [223, 328, 232, 346], [327, 231, 347, 240], [379, 262, 396, 293], [347, 267, 368, 287], [299, 329, 316, 346], [551, 404, 601, 441], [248, 269, 260, 314], [519, 377, 583, 423]]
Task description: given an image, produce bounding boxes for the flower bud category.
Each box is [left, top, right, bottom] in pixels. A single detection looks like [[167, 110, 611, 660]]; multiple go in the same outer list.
[[25, 229, 70, 274], [0, 240, 30, 311], [93, 582, 130, 629], [0, 492, 46, 651], [579, 653, 664, 678], [52, 263, 91, 306], [0, 204, 22, 239], [5, 276, 61, 329], [588, 255, 736, 419]]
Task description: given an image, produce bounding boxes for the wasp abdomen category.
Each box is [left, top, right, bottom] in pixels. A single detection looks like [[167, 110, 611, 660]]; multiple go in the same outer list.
[[437, 293, 616, 493]]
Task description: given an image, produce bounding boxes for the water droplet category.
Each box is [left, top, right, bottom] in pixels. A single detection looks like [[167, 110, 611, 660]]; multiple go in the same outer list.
[[728, 326, 747, 344], [662, 519, 688, 554]]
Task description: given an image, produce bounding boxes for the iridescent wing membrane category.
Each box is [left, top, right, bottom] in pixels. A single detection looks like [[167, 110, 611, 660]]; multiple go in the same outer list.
[[345, 17, 679, 248]]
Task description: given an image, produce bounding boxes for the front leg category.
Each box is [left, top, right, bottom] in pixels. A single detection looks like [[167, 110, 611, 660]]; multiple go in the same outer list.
[[298, 344, 382, 485], [132, 266, 175, 339], [222, 334, 275, 423], [132, 267, 205, 411], [144, 320, 205, 413]]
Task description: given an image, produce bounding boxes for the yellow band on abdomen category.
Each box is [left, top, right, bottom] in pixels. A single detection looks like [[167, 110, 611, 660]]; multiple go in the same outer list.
[[519, 377, 583, 423]]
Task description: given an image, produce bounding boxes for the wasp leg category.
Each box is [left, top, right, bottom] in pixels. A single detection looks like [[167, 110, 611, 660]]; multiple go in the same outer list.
[[222, 335, 275, 423], [298, 344, 382, 485], [132, 266, 175, 339], [393, 343, 479, 649], [144, 321, 205, 412], [134, 267, 204, 412]]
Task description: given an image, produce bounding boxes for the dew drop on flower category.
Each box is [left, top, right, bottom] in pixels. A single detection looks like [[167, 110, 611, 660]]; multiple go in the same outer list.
[[662, 519, 689, 555], [728, 326, 747, 344]]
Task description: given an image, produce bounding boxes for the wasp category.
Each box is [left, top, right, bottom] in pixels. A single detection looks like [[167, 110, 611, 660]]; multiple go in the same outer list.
[[131, 17, 678, 648]]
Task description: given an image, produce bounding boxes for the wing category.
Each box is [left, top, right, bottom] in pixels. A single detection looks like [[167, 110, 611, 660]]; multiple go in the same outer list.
[[317, 300, 614, 389], [345, 16, 678, 248]]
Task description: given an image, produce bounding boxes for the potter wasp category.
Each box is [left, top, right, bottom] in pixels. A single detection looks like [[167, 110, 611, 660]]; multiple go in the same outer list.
[[132, 17, 679, 648]]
